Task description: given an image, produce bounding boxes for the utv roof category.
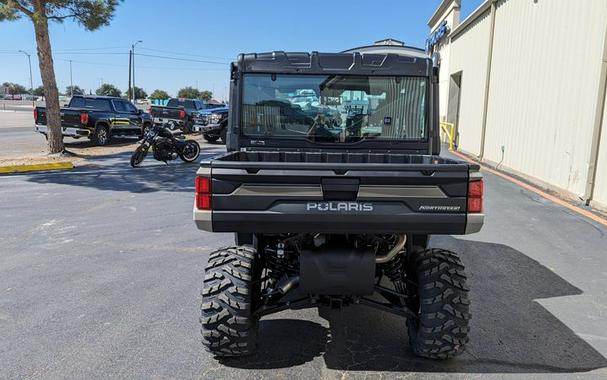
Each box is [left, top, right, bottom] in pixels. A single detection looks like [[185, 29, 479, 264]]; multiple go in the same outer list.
[[235, 50, 432, 77], [342, 40, 428, 59]]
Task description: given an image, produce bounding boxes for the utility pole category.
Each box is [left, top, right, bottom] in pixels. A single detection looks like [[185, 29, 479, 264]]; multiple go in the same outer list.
[[128, 49, 132, 101], [131, 40, 142, 101], [18, 50, 34, 106], [69, 60, 73, 97]]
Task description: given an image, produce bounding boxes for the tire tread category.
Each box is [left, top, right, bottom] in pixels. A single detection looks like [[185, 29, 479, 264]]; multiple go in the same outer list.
[[200, 245, 258, 357]]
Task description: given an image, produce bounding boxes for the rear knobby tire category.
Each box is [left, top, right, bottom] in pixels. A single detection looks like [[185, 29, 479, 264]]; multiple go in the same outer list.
[[407, 248, 471, 359], [201, 245, 260, 357]]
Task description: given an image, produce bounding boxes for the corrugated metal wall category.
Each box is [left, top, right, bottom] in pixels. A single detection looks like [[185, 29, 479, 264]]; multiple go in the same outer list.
[[483, 0, 607, 197], [449, 10, 491, 156], [444, 0, 607, 207], [593, 87, 607, 208]]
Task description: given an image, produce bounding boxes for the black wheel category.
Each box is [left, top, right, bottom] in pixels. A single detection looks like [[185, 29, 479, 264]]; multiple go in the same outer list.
[[91, 124, 109, 146], [179, 140, 200, 163], [406, 248, 471, 360], [201, 246, 260, 357], [130, 145, 148, 167], [203, 134, 219, 143], [220, 128, 227, 144]]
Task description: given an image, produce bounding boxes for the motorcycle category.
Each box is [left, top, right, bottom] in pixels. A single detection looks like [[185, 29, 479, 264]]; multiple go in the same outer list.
[[130, 122, 201, 167]]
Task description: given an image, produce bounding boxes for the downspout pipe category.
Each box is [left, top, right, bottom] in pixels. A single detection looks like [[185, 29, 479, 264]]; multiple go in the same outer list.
[[584, 19, 607, 204], [478, 0, 498, 161]]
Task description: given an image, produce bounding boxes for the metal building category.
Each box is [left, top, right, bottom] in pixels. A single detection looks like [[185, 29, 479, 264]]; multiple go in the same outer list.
[[428, 0, 607, 212]]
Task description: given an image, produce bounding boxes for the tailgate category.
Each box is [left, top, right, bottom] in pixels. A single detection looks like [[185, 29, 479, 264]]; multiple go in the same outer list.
[[151, 106, 181, 119], [195, 153, 474, 235], [35, 108, 82, 127]]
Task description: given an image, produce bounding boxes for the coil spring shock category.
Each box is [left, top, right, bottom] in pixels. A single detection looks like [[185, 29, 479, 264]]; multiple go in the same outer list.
[[384, 253, 407, 295], [264, 243, 292, 289]]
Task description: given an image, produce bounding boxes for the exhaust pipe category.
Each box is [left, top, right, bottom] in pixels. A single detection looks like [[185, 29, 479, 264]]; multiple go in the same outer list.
[[376, 235, 407, 264]]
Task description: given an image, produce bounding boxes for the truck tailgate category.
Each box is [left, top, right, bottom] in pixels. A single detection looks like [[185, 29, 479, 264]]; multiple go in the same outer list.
[[35, 107, 86, 128], [196, 151, 476, 235]]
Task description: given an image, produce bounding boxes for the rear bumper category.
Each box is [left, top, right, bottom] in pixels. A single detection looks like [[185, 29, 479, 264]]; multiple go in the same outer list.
[[153, 117, 183, 125], [194, 204, 483, 235], [34, 124, 89, 138]]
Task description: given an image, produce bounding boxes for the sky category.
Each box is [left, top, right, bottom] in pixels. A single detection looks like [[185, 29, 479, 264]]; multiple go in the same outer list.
[[0, 0, 483, 101]]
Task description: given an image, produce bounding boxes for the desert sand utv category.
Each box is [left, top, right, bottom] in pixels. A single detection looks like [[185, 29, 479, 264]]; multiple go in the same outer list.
[[193, 47, 484, 359]]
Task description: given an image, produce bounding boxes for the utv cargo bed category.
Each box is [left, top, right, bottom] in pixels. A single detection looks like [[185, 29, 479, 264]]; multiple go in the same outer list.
[[195, 151, 482, 235]]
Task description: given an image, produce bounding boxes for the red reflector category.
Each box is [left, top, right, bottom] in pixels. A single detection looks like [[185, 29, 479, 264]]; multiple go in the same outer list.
[[195, 176, 211, 210], [196, 176, 211, 194], [468, 197, 483, 213], [80, 112, 89, 125], [467, 179, 484, 213], [196, 194, 211, 210], [468, 180, 484, 198], [179, 110, 186, 119], [34, 109, 38, 121]]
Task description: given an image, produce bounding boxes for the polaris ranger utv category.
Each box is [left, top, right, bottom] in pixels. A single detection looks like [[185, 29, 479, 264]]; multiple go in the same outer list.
[[194, 49, 484, 359]]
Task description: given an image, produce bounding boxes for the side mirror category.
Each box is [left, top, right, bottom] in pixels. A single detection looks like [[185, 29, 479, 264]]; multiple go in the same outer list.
[[137, 109, 143, 115]]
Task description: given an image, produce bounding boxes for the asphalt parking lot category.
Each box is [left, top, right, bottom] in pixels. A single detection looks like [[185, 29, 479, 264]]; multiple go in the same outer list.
[[1, 113, 607, 379]]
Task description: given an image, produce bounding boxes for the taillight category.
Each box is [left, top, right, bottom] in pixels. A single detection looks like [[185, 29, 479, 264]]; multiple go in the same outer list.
[[179, 110, 186, 120], [80, 112, 89, 125], [467, 179, 484, 213], [34, 109, 38, 121], [195, 176, 211, 210]]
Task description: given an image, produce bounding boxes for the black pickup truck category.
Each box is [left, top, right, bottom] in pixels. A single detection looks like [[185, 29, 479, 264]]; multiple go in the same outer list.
[[150, 98, 224, 133], [34, 95, 152, 146], [194, 51, 484, 360]]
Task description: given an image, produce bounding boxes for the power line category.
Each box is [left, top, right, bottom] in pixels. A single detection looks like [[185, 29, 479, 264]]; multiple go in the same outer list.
[[57, 58, 227, 71], [138, 47, 232, 61], [53, 46, 129, 52], [134, 53, 227, 65], [54, 52, 128, 55]]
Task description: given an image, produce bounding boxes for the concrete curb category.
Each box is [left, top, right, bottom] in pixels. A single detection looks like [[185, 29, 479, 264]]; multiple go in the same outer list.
[[451, 150, 607, 227], [0, 162, 74, 174]]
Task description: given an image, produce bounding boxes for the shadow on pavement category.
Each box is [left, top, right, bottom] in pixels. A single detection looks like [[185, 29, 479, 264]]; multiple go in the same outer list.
[[64, 136, 138, 150], [221, 237, 607, 374], [26, 155, 199, 193]]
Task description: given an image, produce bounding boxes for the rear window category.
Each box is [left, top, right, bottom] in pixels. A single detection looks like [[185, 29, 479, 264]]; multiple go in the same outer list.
[[69, 97, 112, 111], [166, 99, 181, 107], [166, 98, 198, 110]]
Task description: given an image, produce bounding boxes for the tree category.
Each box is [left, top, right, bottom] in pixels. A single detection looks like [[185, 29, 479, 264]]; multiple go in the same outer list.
[[150, 89, 169, 100], [199, 90, 213, 101], [33, 85, 45, 97], [0, 0, 120, 154], [65, 85, 84, 96], [96, 83, 121, 97], [132, 86, 147, 100], [177, 86, 200, 99], [3, 82, 27, 95]]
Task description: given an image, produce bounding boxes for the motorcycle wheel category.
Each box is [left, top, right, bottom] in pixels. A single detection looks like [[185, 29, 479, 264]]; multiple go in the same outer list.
[[130, 145, 149, 168], [179, 140, 201, 163]]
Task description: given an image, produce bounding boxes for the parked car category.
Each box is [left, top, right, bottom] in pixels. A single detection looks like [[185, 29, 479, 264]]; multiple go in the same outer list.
[[193, 106, 229, 143], [150, 98, 224, 133], [34, 95, 153, 146]]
